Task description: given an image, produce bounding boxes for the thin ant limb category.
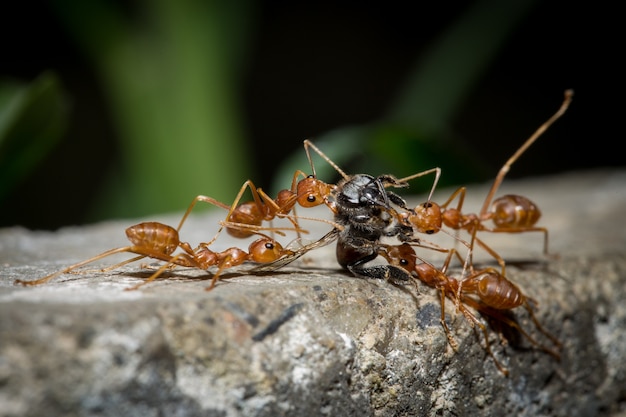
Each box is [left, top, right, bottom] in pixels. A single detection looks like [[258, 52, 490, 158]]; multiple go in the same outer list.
[[396, 167, 442, 203], [219, 210, 345, 237]]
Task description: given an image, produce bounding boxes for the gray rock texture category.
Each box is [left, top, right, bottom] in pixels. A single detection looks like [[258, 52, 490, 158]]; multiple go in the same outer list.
[[1, 168, 625, 417]]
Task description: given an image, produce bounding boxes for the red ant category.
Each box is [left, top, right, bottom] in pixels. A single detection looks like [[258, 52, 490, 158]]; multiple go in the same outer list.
[[14, 221, 296, 291], [176, 138, 441, 251], [171, 139, 351, 245], [174, 172, 332, 242], [380, 242, 561, 376], [400, 89, 574, 277]]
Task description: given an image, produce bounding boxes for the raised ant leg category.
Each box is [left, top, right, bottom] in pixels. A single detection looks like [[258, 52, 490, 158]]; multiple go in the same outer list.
[[304, 139, 442, 208], [303, 139, 351, 181], [396, 167, 442, 204], [479, 89, 574, 216], [303, 140, 413, 213], [474, 89, 574, 252]]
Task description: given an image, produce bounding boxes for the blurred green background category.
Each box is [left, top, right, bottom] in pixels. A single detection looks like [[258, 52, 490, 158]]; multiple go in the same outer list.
[[0, 0, 620, 230]]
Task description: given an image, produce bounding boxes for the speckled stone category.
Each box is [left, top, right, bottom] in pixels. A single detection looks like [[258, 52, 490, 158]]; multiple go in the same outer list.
[[1, 169, 625, 417]]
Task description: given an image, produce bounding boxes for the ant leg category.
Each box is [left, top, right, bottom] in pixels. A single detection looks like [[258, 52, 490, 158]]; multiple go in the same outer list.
[[303, 139, 350, 180], [15, 246, 137, 286], [124, 252, 201, 291], [396, 167, 442, 203], [97, 255, 146, 273], [438, 288, 459, 351], [470, 234, 507, 277], [440, 186, 467, 211], [204, 247, 249, 291], [523, 303, 562, 351], [458, 299, 510, 376], [176, 194, 230, 232], [474, 302, 561, 361], [490, 226, 550, 256]]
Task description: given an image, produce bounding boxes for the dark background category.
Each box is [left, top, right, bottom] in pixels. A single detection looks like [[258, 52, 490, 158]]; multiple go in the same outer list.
[[1, 1, 621, 230]]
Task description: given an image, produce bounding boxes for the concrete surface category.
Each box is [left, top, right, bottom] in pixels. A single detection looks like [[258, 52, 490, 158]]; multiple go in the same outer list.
[[1, 168, 625, 417]]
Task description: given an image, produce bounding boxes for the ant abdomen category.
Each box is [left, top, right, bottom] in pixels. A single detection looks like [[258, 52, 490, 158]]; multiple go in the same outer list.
[[472, 270, 524, 310], [126, 222, 180, 254], [226, 202, 264, 238], [490, 194, 541, 229]]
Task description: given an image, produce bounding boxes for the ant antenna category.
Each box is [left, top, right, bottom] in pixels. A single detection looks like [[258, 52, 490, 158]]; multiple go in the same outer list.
[[303, 139, 350, 180]]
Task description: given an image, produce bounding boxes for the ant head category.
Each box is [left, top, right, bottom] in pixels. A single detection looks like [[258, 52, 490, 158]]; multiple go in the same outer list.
[[296, 177, 333, 208], [406, 202, 442, 234], [387, 243, 417, 272], [248, 238, 286, 263]]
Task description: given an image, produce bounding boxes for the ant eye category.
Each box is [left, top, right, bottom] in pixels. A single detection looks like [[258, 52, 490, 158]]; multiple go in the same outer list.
[[307, 195, 317, 203], [264, 242, 275, 249], [400, 259, 409, 266], [307, 174, 315, 179], [426, 230, 434, 235], [423, 202, 432, 208]]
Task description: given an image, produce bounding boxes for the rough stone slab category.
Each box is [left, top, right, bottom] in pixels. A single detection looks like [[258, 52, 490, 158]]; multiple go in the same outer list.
[[1, 168, 625, 417]]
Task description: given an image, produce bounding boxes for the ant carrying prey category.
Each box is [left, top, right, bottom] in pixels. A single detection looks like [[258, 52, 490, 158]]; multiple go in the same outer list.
[[14, 218, 300, 291], [250, 139, 444, 279], [255, 86, 573, 281]]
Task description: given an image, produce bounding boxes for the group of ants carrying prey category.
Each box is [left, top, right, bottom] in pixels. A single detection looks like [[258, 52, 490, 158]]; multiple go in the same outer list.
[[16, 89, 574, 376]]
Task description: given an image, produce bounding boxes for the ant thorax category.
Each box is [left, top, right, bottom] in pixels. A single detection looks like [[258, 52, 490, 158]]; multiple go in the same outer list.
[[336, 176, 405, 232], [335, 174, 392, 208], [330, 173, 411, 235]]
